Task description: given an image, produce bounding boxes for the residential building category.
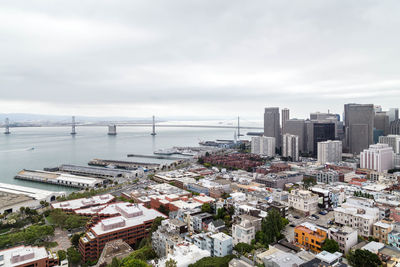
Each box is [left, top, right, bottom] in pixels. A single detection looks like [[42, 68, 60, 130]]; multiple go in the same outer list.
[[379, 135, 400, 154], [328, 226, 358, 254], [259, 246, 305, 267], [0, 245, 59, 267], [207, 219, 225, 233], [373, 220, 393, 244], [360, 143, 394, 173], [264, 107, 281, 149], [282, 134, 299, 161], [78, 203, 167, 262], [152, 219, 188, 257], [388, 223, 400, 250], [294, 222, 328, 253], [187, 232, 233, 257], [251, 136, 275, 157], [232, 215, 262, 245], [190, 212, 214, 232], [334, 199, 380, 237], [212, 232, 233, 257], [300, 251, 344, 267], [317, 140, 342, 164], [316, 170, 340, 184], [96, 239, 133, 267], [288, 189, 319, 215], [229, 258, 254, 267], [284, 119, 306, 153], [310, 187, 330, 209], [344, 103, 374, 155], [157, 242, 210, 267], [255, 171, 303, 189]]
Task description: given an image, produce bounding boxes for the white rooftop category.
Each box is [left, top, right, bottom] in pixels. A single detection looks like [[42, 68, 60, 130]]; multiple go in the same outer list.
[[90, 204, 166, 235], [51, 194, 114, 210], [0, 246, 49, 267], [362, 241, 385, 253], [316, 251, 342, 264], [0, 182, 64, 200]]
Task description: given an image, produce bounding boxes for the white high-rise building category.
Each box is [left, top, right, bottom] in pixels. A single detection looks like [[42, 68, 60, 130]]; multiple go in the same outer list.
[[282, 134, 299, 161], [379, 135, 400, 154], [251, 136, 275, 157], [317, 140, 342, 164], [360, 143, 394, 173]]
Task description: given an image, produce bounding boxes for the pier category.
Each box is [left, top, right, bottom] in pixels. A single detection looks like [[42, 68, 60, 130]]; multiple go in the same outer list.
[[127, 154, 187, 160], [88, 159, 160, 170]]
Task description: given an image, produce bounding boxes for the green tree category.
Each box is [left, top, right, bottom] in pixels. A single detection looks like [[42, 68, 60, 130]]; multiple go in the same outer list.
[[201, 203, 212, 214], [165, 258, 178, 267], [122, 259, 149, 267], [347, 249, 382, 267], [111, 257, 122, 267], [256, 209, 285, 246], [321, 239, 339, 253], [188, 255, 235, 267], [234, 243, 253, 254], [57, 250, 66, 261], [67, 247, 81, 265], [71, 234, 81, 247]]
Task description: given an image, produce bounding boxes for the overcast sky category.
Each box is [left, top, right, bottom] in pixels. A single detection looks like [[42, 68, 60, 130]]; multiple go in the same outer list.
[[1, 0, 399, 120]]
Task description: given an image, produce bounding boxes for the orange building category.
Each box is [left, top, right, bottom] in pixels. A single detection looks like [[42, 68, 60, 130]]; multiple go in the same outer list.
[[294, 222, 328, 253]]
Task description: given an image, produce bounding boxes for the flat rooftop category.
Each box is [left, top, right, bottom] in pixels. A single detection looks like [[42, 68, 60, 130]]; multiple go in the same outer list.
[[0, 245, 50, 267], [0, 182, 63, 200], [51, 194, 115, 210]]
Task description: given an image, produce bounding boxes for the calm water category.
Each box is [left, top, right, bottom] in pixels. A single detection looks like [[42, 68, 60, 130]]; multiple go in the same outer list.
[[0, 125, 241, 192]]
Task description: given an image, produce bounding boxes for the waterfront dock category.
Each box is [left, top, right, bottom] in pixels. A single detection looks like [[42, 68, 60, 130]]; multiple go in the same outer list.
[[126, 154, 187, 160], [88, 159, 160, 170]]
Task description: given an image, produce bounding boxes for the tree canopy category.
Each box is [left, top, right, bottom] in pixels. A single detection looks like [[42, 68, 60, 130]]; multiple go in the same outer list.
[[188, 255, 236, 267], [321, 239, 339, 253], [347, 249, 382, 267], [255, 209, 285, 246]]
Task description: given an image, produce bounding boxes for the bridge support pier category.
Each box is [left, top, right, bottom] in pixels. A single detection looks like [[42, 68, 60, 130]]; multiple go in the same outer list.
[[108, 125, 117, 135]]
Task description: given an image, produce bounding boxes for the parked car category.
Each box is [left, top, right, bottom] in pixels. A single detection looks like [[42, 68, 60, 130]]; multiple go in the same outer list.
[[289, 224, 296, 227], [294, 215, 300, 219], [312, 214, 320, 219], [319, 211, 327, 215]]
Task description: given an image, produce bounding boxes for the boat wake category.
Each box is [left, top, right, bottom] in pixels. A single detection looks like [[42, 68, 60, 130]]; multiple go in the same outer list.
[[0, 147, 35, 153]]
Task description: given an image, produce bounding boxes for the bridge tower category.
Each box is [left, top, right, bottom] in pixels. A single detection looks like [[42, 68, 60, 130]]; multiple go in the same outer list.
[[108, 125, 117, 135], [151, 115, 156, 136], [237, 116, 243, 138], [4, 118, 10, 134], [71, 116, 76, 135]]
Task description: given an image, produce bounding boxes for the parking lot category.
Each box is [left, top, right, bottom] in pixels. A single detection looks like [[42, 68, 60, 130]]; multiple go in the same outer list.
[[283, 210, 335, 242]]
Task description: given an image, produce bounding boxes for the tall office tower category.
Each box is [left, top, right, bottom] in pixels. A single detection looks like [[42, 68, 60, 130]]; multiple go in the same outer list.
[[360, 144, 394, 173], [264, 107, 280, 149], [344, 103, 374, 155], [281, 108, 290, 132], [310, 112, 340, 139], [379, 135, 400, 154], [374, 112, 390, 143], [283, 119, 306, 153], [317, 140, 342, 164], [391, 120, 400, 135], [282, 134, 299, 161], [305, 121, 336, 156], [388, 108, 399, 123], [251, 136, 275, 157]]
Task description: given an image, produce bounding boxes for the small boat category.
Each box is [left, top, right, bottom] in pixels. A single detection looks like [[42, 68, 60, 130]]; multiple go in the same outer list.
[[27, 147, 34, 151]]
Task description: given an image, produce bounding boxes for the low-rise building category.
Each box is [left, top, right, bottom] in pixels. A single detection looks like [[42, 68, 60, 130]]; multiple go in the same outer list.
[[255, 171, 303, 189], [294, 222, 328, 253], [152, 219, 188, 257], [232, 215, 262, 245], [78, 203, 167, 262], [0, 245, 59, 267], [334, 200, 380, 237], [373, 220, 393, 244], [328, 226, 358, 254], [288, 189, 319, 215], [316, 170, 340, 184], [300, 251, 344, 267], [186, 232, 233, 257]]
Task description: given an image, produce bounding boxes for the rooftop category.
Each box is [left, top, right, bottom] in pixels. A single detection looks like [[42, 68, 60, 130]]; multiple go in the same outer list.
[[0, 245, 51, 267]]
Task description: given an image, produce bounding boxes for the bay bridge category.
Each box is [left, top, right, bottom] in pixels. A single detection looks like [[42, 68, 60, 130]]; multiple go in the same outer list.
[[3, 116, 263, 136]]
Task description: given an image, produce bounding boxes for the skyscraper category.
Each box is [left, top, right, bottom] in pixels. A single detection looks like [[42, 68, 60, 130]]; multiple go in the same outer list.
[[282, 108, 290, 132], [373, 112, 389, 143], [305, 121, 336, 156], [283, 119, 306, 153], [282, 134, 299, 161], [388, 108, 399, 124], [264, 107, 280, 149], [344, 103, 374, 155]]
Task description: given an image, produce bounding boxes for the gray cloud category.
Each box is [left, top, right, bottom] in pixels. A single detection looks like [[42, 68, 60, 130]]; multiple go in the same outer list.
[[0, 0, 399, 119]]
